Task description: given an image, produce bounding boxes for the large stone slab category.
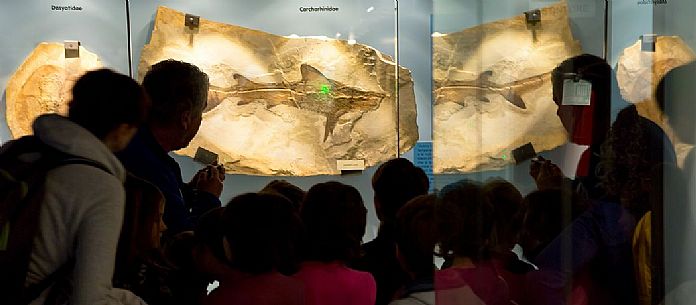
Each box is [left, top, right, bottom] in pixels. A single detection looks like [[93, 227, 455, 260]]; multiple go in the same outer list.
[[5, 42, 101, 138], [140, 6, 417, 176], [616, 36, 696, 167], [432, 1, 581, 173]]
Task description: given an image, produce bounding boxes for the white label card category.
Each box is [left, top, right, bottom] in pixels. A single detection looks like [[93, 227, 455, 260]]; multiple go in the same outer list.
[[562, 79, 592, 106], [337, 160, 365, 171]]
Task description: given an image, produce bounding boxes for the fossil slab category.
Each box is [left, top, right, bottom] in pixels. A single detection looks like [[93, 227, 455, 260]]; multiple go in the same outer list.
[[433, 1, 581, 173], [140, 6, 417, 176], [5, 42, 102, 138], [616, 36, 696, 166]]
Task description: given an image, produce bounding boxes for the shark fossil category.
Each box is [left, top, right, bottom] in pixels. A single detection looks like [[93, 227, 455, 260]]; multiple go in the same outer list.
[[434, 70, 550, 110], [206, 64, 386, 142]]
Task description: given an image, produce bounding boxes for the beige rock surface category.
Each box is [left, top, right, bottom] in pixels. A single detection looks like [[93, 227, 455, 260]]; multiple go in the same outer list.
[[140, 6, 417, 176], [616, 36, 696, 166], [5, 43, 102, 138], [433, 1, 581, 173]]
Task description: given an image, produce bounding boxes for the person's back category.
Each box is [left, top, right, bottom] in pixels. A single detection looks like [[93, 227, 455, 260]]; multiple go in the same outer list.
[[435, 261, 509, 305], [355, 158, 429, 305], [388, 195, 438, 305], [297, 181, 377, 305], [204, 271, 304, 305], [434, 180, 511, 305], [295, 261, 375, 305], [203, 192, 305, 305], [18, 69, 150, 305]]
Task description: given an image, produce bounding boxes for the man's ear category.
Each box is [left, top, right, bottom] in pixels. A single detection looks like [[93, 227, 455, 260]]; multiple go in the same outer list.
[[223, 237, 233, 262], [180, 110, 192, 131]]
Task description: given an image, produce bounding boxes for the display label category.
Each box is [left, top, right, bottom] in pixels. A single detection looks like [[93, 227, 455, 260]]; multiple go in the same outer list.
[[299, 6, 340, 13], [337, 160, 365, 171], [562, 79, 592, 106], [529, 0, 596, 18], [637, 0, 667, 5], [641, 34, 657, 52], [194, 147, 218, 165], [413, 141, 435, 193], [51, 5, 83, 11]]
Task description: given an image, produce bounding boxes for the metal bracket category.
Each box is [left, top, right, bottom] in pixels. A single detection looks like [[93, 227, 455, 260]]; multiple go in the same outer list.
[[64, 40, 80, 58], [641, 34, 657, 52], [525, 9, 542, 27], [185, 14, 200, 30]]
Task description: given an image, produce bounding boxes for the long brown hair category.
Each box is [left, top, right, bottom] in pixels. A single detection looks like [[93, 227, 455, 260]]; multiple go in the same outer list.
[[115, 174, 166, 280]]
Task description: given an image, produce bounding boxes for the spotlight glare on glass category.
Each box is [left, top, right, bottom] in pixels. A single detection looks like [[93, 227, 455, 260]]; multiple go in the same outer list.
[[367, 6, 375, 13]]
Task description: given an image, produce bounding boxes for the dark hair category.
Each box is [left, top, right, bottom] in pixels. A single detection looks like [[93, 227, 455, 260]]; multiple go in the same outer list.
[[519, 189, 585, 259], [395, 194, 437, 279], [163, 231, 197, 272], [68, 69, 149, 139], [114, 175, 165, 282], [655, 61, 696, 143], [194, 207, 226, 262], [260, 180, 306, 212], [655, 60, 696, 116], [301, 181, 366, 263], [435, 180, 493, 261], [483, 178, 523, 251], [142, 59, 209, 125], [223, 193, 302, 275], [599, 105, 676, 219], [551, 54, 613, 165], [551, 54, 613, 104], [372, 158, 429, 221]]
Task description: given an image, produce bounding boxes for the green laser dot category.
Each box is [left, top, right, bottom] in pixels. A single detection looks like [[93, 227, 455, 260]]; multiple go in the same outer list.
[[502, 154, 508, 160], [320, 85, 331, 95]]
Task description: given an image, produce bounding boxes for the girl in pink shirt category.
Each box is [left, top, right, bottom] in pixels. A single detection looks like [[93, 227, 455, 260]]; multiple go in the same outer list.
[[434, 180, 512, 305], [294, 181, 377, 305]]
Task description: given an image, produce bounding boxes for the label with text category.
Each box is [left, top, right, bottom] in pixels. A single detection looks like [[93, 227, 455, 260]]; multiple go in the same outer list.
[[299, 6, 339, 13], [51, 5, 83, 11], [337, 160, 365, 171]]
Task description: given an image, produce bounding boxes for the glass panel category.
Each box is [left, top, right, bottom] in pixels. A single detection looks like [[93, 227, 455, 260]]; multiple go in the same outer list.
[[129, 0, 399, 241], [0, 0, 131, 143], [432, 0, 607, 193]]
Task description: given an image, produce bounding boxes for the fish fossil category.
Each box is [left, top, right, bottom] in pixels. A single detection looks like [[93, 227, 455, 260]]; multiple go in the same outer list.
[[434, 70, 550, 109], [207, 64, 386, 142]]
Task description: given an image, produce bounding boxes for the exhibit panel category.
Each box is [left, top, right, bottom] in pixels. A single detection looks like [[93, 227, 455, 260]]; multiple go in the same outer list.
[[612, 0, 694, 166], [129, 0, 406, 240], [130, 1, 414, 177], [431, 0, 607, 193], [0, 1, 131, 143], [652, 1, 696, 303]]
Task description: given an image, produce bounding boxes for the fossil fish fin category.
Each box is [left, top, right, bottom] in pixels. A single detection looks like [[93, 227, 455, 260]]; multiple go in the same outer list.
[[322, 110, 348, 142], [475, 70, 494, 85], [301, 64, 332, 85], [233, 73, 257, 88], [500, 89, 526, 109], [323, 115, 336, 142]]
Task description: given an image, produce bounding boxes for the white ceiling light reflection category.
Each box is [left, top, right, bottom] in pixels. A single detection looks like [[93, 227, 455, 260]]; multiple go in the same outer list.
[[150, 34, 267, 87]]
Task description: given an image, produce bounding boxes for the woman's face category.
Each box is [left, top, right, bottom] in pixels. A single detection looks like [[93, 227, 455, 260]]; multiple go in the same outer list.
[[152, 202, 167, 248]]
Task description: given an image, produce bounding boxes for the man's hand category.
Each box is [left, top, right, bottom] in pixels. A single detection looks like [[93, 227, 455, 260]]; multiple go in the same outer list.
[[191, 164, 225, 198], [530, 156, 565, 190]]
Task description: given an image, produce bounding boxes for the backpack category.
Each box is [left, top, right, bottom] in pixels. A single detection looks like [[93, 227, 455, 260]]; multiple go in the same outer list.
[[0, 135, 109, 305]]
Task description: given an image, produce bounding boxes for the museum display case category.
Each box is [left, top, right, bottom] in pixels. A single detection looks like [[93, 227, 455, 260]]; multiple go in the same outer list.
[[429, 1, 696, 303], [3, 0, 696, 248], [0, 0, 131, 143], [127, 0, 407, 239], [431, 0, 608, 193]]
